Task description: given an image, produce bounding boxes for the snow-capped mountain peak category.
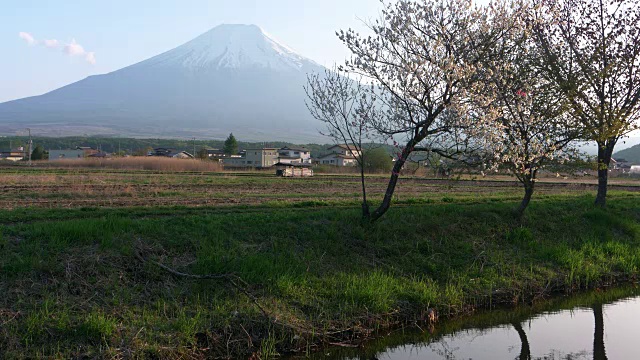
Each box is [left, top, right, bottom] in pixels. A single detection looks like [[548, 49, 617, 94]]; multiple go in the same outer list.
[[139, 24, 315, 72], [0, 23, 329, 142]]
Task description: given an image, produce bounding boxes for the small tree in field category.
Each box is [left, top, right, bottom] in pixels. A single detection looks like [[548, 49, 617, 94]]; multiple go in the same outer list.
[[223, 133, 238, 155], [30, 145, 46, 161], [532, 0, 640, 207], [337, 0, 509, 221], [472, 2, 581, 216], [197, 147, 209, 160], [306, 69, 381, 218], [363, 147, 393, 173]]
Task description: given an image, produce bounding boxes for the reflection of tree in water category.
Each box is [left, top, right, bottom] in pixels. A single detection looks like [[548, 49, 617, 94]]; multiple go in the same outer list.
[[509, 304, 608, 360], [593, 304, 607, 360], [424, 324, 579, 360], [345, 307, 608, 360], [511, 322, 531, 360], [324, 292, 633, 360]]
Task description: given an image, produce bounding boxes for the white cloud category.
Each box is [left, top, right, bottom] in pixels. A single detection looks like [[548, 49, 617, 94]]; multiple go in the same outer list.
[[62, 39, 95, 65], [85, 52, 96, 65], [19, 33, 96, 65], [64, 39, 86, 56], [43, 39, 59, 48], [18, 32, 36, 45]]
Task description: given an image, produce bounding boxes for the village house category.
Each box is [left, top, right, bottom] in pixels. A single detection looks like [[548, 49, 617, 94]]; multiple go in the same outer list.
[[277, 147, 312, 164], [316, 144, 361, 166], [206, 149, 227, 160], [220, 151, 249, 167], [168, 151, 194, 159], [247, 148, 279, 167], [206, 149, 248, 163], [222, 157, 248, 167], [149, 148, 194, 159], [329, 144, 362, 157], [48, 146, 101, 161], [49, 149, 85, 160], [611, 158, 632, 172], [222, 147, 315, 168], [223, 148, 279, 168], [0, 147, 27, 162], [317, 154, 358, 166]]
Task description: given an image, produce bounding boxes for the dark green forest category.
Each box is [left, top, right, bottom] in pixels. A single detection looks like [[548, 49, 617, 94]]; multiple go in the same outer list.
[[0, 136, 402, 159]]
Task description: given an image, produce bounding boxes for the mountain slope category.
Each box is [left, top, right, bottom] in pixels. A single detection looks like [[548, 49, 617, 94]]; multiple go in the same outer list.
[[0, 24, 328, 142], [614, 142, 640, 164]]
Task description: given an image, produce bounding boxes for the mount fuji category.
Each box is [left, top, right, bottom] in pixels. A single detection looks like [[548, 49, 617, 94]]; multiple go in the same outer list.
[[0, 24, 329, 142]]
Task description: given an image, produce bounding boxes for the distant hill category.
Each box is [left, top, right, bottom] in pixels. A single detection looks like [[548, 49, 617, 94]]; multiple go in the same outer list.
[[614, 143, 640, 164]]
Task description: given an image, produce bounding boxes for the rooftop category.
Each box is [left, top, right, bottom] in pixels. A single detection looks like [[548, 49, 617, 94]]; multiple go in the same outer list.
[[317, 153, 357, 160], [280, 146, 310, 152], [328, 144, 359, 151]]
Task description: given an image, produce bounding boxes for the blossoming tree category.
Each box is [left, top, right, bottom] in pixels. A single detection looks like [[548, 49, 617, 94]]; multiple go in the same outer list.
[[472, 5, 581, 215], [337, 0, 507, 221], [532, 0, 640, 207]]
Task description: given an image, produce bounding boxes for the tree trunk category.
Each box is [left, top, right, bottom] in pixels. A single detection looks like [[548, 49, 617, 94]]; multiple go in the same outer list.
[[595, 139, 616, 208], [593, 303, 608, 360], [360, 161, 370, 219], [370, 137, 423, 222], [370, 154, 407, 222], [517, 181, 535, 217], [511, 322, 531, 360], [368, 127, 430, 222]]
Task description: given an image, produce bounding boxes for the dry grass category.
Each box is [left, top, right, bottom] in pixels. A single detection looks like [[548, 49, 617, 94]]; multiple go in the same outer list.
[[46, 157, 223, 172]]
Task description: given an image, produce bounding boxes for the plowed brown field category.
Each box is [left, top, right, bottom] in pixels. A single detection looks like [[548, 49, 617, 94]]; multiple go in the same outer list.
[[1, 168, 638, 210]]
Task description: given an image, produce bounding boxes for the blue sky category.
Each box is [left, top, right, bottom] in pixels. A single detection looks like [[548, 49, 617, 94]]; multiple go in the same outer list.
[[1, 0, 382, 103]]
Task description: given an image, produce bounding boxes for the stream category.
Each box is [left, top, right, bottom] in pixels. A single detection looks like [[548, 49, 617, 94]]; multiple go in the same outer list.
[[307, 287, 640, 359]]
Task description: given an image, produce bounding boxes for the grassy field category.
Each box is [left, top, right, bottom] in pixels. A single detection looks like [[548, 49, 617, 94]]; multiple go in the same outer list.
[[0, 167, 639, 358]]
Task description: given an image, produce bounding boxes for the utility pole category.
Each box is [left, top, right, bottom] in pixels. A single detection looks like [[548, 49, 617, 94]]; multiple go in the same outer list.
[[27, 128, 32, 166], [192, 137, 196, 158]]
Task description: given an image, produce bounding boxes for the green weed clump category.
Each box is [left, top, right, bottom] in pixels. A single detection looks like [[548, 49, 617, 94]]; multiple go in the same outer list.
[[0, 194, 639, 358]]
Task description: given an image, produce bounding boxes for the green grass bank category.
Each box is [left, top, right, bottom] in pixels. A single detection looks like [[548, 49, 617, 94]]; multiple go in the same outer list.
[[1, 193, 639, 358]]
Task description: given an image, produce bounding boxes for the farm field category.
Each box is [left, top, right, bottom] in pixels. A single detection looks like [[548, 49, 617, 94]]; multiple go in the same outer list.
[[0, 166, 639, 210], [1, 166, 640, 358]]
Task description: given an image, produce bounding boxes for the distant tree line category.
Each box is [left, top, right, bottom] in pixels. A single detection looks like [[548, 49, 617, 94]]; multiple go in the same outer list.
[[0, 136, 353, 159]]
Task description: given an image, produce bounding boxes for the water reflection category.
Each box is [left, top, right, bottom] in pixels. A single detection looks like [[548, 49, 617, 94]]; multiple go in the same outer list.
[[592, 304, 606, 360], [309, 288, 640, 360], [511, 321, 530, 360]]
